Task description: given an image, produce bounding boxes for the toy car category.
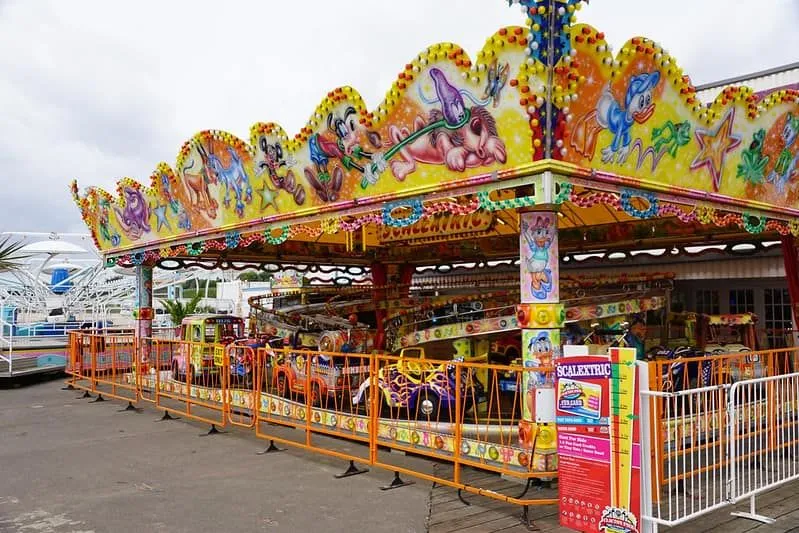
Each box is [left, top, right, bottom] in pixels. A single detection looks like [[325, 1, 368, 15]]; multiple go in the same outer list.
[[171, 314, 245, 383]]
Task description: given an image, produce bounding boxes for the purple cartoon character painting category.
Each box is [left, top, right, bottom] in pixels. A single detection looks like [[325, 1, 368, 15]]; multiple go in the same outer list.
[[113, 186, 151, 241]]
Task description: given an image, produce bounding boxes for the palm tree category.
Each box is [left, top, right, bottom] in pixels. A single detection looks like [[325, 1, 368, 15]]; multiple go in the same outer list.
[[159, 293, 204, 330], [0, 236, 27, 273]]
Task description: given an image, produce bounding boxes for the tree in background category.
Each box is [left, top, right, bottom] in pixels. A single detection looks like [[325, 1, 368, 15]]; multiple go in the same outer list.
[[0, 236, 27, 272], [238, 271, 273, 282], [159, 293, 204, 330]]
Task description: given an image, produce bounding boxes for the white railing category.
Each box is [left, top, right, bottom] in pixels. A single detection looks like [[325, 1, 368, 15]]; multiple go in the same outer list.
[[727, 372, 799, 524], [639, 363, 799, 532], [639, 361, 733, 531], [0, 304, 14, 371]]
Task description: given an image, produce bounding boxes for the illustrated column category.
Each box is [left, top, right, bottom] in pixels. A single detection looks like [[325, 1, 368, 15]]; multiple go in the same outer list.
[[134, 264, 154, 372], [517, 209, 563, 472]]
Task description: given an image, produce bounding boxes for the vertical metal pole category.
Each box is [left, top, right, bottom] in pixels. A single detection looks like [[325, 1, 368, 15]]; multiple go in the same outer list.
[[727, 382, 738, 503], [544, 0, 555, 159], [135, 265, 153, 379]]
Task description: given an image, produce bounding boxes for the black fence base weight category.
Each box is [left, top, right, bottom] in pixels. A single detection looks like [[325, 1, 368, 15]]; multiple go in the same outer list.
[[334, 460, 368, 479], [256, 440, 285, 455], [61, 384, 76, 391], [380, 471, 414, 491], [199, 424, 226, 437], [157, 411, 180, 421], [91, 394, 106, 403], [118, 402, 142, 413], [78, 390, 93, 399]]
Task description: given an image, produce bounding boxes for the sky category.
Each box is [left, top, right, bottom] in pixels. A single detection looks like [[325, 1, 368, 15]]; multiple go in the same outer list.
[[1, 0, 797, 236]]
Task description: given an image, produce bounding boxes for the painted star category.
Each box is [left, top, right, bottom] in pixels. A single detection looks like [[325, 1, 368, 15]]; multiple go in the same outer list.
[[258, 181, 279, 211], [153, 203, 171, 232], [690, 108, 742, 192]]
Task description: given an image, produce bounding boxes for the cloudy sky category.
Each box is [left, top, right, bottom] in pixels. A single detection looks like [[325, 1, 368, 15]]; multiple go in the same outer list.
[[1, 0, 797, 236]]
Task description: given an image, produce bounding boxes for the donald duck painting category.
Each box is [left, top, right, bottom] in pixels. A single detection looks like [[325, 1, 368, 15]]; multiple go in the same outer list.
[[570, 71, 661, 164]]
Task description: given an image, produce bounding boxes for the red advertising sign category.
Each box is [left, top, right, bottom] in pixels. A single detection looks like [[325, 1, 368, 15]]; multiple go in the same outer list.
[[555, 348, 641, 533]]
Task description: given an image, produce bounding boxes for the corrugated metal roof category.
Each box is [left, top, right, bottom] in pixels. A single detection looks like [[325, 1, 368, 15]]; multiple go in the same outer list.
[[566, 255, 785, 280], [696, 63, 799, 104]]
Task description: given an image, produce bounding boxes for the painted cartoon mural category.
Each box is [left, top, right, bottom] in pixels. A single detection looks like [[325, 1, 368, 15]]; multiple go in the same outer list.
[[559, 23, 799, 208], [71, 6, 799, 256], [113, 186, 151, 241], [571, 71, 661, 164], [521, 328, 560, 421], [255, 132, 305, 206], [520, 212, 558, 303], [766, 112, 799, 193], [306, 105, 384, 199], [386, 68, 508, 182], [72, 32, 534, 253]]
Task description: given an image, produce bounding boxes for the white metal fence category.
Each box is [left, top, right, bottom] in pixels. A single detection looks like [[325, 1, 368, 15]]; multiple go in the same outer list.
[[727, 373, 799, 524], [638, 362, 799, 531]]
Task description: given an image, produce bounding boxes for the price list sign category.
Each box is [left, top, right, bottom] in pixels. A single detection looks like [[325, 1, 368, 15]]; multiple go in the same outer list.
[[555, 348, 641, 533]]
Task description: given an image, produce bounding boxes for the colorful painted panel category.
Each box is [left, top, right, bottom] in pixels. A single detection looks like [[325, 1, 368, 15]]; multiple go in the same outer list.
[[521, 328, 560, 421], [559, 25, 799, 210], [133, 373, 546, 473], [72, 31, 540, 254], [71, 2, 799, 258], [520, 211, 559, 303]]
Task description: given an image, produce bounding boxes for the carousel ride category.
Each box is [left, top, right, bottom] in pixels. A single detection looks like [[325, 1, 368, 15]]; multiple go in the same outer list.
[[64, 0, 799, 512]]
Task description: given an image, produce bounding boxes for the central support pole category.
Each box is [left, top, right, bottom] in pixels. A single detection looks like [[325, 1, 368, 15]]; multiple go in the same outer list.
[[517, 177, 563, 473], [371, 262, 388, 351], [135, 265, 154, 376]]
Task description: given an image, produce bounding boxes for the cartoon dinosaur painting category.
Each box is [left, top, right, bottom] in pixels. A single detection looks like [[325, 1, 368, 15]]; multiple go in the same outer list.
[[570, 71, 661, 164]]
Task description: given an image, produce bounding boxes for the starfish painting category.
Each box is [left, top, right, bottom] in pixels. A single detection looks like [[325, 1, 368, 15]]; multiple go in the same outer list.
[[690, 108, 742, 192], [258, 181, 279, 211], [153, 203, 171, 232]]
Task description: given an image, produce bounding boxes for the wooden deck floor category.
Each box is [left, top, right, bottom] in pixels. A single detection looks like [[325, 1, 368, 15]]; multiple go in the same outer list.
[[426, 467, 799, 532]]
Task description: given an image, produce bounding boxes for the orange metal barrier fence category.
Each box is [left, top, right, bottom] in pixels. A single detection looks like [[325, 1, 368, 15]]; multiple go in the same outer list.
[[66, 332, 560, 506], [68, 333, 799, 509]]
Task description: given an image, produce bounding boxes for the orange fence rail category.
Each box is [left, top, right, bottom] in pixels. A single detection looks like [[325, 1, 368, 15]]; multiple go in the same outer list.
[[65, 331, 799, 511]]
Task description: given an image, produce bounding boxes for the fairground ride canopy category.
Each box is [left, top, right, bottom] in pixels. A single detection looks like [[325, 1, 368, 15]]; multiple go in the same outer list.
[[71, 0, 799, 269]]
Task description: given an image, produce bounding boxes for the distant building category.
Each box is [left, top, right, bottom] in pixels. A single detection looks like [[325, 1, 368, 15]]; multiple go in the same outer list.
[[696, 62, 799, 103]]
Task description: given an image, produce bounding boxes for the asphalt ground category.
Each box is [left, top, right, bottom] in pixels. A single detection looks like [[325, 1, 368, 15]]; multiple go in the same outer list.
[[0, 376, 429, 533], [4, 376, 799, 533]]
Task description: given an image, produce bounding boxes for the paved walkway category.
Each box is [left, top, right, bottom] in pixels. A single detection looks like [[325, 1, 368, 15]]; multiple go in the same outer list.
[[0, 378, 427, 533], [2, 377, 799, 532]]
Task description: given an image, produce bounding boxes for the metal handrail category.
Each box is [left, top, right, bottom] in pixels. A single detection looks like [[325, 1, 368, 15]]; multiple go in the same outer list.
[[389, 304, 515, 339]]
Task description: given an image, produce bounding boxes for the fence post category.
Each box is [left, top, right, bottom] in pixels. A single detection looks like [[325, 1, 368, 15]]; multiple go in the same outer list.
[[726, 382, 737, 504], [637, 361, 657, 533], [728, 378, 777, 525]]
